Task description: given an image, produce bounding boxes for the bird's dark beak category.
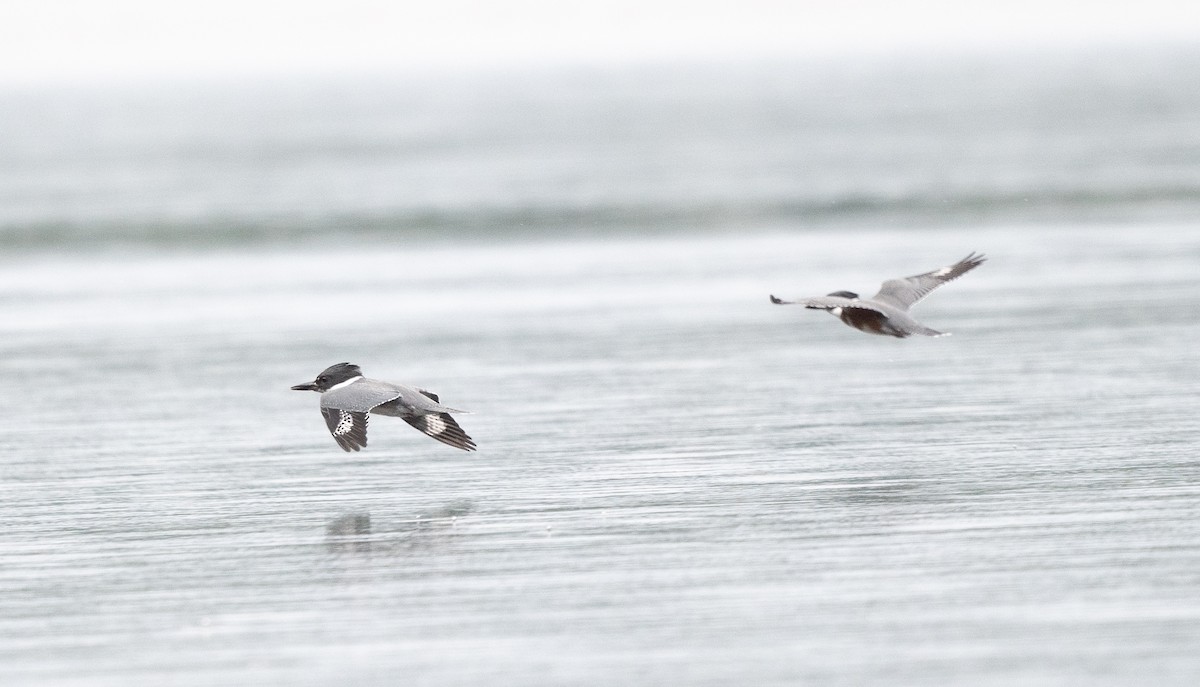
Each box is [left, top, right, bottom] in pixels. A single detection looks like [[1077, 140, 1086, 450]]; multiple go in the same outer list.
[[291, 382, 318, 391]]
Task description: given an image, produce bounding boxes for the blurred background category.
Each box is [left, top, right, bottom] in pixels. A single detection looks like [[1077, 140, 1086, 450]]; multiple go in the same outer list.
[[3, 2, 1199, 686], [3, 0, 1200, 246]]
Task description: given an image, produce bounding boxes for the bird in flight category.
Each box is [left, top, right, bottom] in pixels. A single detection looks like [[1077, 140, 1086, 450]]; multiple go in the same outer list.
[[770, 252, 986, 338], [291, 363, 476, 452]]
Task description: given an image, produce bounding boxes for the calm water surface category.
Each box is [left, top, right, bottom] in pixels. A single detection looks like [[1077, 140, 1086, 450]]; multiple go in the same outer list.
[[2, 225, 1198, 685]]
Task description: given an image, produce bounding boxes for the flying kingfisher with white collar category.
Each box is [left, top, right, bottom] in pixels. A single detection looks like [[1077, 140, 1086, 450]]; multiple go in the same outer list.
[[291, 363, 475, 452]]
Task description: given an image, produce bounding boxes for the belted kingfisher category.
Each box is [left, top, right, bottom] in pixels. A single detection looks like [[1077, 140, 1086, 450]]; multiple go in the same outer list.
[[291, 363, 476, 452], [770, 252, 986, 338]]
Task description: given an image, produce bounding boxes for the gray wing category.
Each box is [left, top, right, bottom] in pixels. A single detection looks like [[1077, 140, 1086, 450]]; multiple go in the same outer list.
[[870, 252, 986, 311], [402, 413, 476, 451], [321, 379, 403, 413], [318, 380, 402, 451], [771, 294, 885, 313], [321, 407, 369, 452]]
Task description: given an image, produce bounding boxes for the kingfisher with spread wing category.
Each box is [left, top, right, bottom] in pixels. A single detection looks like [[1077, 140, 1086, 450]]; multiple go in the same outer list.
[[291, 363, 475, 452], [770, 252, 986, 338]]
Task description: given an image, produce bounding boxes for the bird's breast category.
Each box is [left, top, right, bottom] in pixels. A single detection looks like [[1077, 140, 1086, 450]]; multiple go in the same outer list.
[[840, 307, 890, 335]]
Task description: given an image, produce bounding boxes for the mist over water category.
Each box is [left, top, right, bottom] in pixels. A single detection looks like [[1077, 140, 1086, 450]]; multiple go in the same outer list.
[[2, 47, 1199, 686], [4, 47, 1200, 246]]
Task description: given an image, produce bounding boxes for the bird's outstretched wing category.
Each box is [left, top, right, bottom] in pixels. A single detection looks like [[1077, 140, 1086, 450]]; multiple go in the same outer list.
[[770, 294, 885, 314], [321, 408, 369, 452], [403, 413, 476, 451], [870, 252, 986, 311]]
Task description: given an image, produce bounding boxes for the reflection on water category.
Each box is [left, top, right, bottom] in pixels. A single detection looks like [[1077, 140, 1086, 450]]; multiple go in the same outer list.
[[325, 501, 475, 556], [325, 512, 372, 554]]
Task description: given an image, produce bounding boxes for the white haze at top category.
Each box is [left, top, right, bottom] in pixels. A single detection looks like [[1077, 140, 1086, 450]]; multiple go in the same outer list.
[[1, 0, 1198, 86]]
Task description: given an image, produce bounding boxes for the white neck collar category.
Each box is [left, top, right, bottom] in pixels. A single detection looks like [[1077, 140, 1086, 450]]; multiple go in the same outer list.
[[326, 375, 363, 392]]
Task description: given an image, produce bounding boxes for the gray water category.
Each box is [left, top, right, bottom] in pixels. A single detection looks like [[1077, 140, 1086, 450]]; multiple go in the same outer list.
[[2, 49, 1200, 685]]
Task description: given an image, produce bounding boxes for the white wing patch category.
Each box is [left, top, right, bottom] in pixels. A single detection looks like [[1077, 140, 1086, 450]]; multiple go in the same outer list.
[[423, 414, 448, 435], [401, 412, 476, 451], [320, 407, 369, 451], [335, 411, 357, 436]]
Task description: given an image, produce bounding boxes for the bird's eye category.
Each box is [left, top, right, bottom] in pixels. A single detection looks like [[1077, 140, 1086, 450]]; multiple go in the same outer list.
[[317, 376, 328, 384]]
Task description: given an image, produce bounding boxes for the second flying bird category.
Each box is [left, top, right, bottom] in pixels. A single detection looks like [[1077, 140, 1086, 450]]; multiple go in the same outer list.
[[770, 252, 986, 338]]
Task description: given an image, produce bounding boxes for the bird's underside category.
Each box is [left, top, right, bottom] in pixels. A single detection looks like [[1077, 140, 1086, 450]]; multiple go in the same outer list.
[[836, 305, 909, 338]]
